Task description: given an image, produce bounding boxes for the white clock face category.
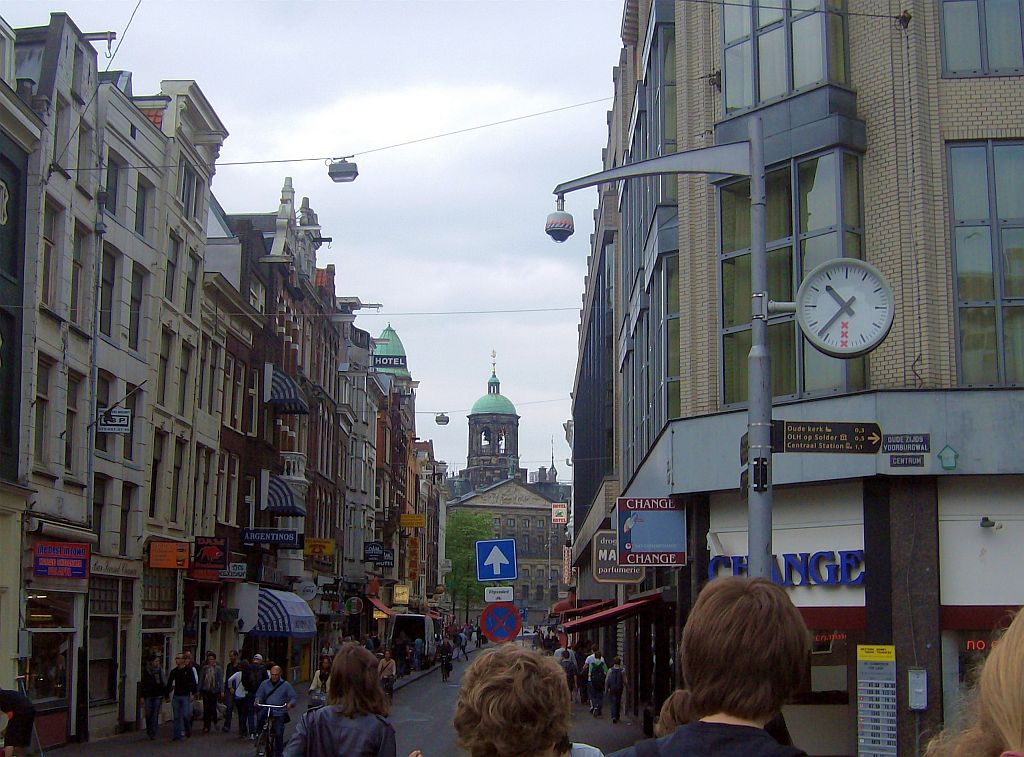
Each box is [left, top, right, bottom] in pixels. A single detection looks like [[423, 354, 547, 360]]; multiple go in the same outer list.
[[795, 258, 894, 358]]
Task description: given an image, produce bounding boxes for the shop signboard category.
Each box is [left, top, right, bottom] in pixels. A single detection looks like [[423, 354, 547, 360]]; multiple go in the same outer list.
[[240, 528, 301, 548], [149, 541, 190, 569], [304, 538, 335, 559], [399, 513, 426, 529], [708, 550, 865, 587], [615, 496, 687, 566], [393, 584, 411, 605], [407, 536, 421, 581], [363, 541, 386, 562], [856, 645, 897, 756], [376, 548, 395, 568], [562, 545, 573, 584], [96, 407, 132, 434], [218, 562, 248, 581], [551, 502, 568, 524], [344, 597, 364, 615], [193, 536, 228, 570], [592, 530, 643, 583], [33, 542, 90, 578]]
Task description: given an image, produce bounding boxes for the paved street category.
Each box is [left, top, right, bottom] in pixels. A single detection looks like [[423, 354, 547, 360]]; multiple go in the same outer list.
[[44, 649, 644, 757]]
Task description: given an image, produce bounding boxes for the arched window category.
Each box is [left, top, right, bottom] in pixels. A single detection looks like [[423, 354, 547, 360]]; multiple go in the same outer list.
[[497, 431, 506, 453], [535, 585, 544, 601]]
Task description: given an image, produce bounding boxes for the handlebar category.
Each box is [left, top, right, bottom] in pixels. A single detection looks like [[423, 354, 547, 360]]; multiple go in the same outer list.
[[255, 703, 289, 709]]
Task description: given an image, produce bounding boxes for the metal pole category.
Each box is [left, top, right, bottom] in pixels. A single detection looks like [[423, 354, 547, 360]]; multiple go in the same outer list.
[[746, 116, 773, 579]]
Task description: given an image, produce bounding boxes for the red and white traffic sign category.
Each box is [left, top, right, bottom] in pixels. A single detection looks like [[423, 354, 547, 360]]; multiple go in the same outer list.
[[480, 601, 522, 644]]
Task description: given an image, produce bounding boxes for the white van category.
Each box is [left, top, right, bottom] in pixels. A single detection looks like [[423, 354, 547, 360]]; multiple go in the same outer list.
[[384, 613, 437, 667]]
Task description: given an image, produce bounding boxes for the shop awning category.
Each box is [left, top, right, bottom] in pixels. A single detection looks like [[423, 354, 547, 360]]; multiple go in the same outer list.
[[250, 588, 317, 638], [265, 475, 306, 516], [562, 594, 663, 633], [558, 599, 616, 619], [265, 364, 309, 415], [427, 609, 440, 620], [368, 596, 394, 616]]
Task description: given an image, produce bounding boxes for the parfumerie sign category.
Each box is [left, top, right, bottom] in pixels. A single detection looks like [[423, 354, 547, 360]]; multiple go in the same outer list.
[[592, 531, 643, 583], [372, 355, 407, 368]]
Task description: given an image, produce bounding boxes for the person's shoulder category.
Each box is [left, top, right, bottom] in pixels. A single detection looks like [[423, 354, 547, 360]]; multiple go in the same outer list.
[[570, 743, 605, 757]]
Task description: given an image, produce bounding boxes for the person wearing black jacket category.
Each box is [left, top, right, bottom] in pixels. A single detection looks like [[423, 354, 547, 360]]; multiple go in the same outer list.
[[166, 653, 198, 741], [0, 686, 35, 757], [139, 655, 166, 739], [222, 650, 240, 732]]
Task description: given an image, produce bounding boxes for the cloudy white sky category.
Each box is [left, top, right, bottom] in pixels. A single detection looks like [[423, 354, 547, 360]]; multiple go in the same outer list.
[[6, 0, 624, 479]]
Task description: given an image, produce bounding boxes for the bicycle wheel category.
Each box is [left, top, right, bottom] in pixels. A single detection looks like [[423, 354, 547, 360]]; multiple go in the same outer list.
[[255, 727, 270, 757]]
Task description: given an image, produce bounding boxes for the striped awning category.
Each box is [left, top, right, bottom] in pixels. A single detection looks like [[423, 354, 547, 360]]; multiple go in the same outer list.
[[265, 364, 309, 415], [265, 475, 306, 517], [250, 588, 317, 638]]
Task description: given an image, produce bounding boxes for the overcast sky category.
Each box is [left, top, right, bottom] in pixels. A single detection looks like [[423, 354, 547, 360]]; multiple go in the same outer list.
[[5, 0, 623, 481]]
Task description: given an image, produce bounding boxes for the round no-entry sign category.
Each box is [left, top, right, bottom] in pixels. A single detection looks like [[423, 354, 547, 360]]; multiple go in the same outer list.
[[480, 601, 522, 644]]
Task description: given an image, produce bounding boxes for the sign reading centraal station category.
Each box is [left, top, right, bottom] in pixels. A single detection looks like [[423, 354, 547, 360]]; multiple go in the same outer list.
[[708, 549, 865, 587]]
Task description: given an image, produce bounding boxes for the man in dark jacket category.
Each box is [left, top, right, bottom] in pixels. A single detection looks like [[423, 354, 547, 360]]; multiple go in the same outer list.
[[139, 655, 166, 739], [243, 654, 269, 736], [166, 653, 198, 741], [610, 577, 809, 757], [222, 649, 240, 732], [0, 686, 35, 757]]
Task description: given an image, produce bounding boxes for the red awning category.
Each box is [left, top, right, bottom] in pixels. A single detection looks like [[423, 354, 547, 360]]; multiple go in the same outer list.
[[428, 610, 440, 620], [563, 595, 663, 633], [560, 599, 615, 619], [368, 596, 394, 616]]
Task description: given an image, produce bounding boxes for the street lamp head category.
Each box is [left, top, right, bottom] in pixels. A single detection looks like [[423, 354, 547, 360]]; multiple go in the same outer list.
[[545, 195, 574, 242], [328, 157, 359, 183]]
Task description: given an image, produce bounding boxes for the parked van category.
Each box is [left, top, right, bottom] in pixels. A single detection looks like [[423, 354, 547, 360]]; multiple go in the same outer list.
[[384, 613, 437, 667]]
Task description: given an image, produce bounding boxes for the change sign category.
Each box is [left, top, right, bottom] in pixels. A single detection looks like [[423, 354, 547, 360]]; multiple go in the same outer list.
[[615, 496, 687, 566]]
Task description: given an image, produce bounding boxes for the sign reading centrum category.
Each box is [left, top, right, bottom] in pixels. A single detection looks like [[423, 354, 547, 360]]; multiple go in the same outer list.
[[615, 496, 687, 566]]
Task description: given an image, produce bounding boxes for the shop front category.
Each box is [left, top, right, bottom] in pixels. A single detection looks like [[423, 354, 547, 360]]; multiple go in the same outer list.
[[244, 586, 317, 684], [23, 533, 92, 747]]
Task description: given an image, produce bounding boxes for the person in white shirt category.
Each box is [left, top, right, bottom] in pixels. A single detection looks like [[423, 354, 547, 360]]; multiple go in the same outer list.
[[225, 657, 250, 738]]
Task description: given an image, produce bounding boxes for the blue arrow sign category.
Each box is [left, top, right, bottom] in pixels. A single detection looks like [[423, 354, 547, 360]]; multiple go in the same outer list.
[[475, 538, 518, 582]]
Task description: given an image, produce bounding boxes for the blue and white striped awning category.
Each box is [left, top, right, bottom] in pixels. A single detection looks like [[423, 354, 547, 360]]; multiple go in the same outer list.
[[265, 475, 306, 516], [265, 364, 309, 415], [250, 588, 317, 639]]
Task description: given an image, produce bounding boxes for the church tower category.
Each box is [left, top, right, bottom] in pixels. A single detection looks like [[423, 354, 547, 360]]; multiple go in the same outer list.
[[464, 358, 521, 489]]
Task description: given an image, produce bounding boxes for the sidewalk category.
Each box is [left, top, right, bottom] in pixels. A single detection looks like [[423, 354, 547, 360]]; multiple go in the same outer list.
[[568, 700, 646, 754]]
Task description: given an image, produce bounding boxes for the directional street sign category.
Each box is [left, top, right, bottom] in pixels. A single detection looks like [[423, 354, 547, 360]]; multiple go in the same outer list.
[[480, 601, 522, 643], [475, 538, 518, 582], [774, 420, 882, 454]]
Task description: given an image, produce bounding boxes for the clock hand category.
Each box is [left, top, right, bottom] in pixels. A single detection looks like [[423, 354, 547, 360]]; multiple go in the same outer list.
[[825, 285, 856, 316], [817, 295, 857, 338]]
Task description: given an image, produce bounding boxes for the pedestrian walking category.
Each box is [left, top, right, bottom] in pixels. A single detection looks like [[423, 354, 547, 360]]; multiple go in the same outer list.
[[605, 657, 626, 723], [609, 577, 809, 757], [393, 636, 408, 678], [222, 650, 240, 733], [457, 631, 469, 661], [447, 645, 603, 757], [139, 654, 166, 740], [0, 685, 36, 757], [378, 649, 397, 701], [253, 666, 297, 757], [587, 651, 609, 717], [559, 651, 576, 697], [225, 657, 251, 738], [199, 652, 223, 732], [282, 645, 395, 757], [412, 636, 424, 671], [575, 647, 590, 708], [244, 653, 269, 736], [308, 656, 331, 709], [166, 652, 198, 741]]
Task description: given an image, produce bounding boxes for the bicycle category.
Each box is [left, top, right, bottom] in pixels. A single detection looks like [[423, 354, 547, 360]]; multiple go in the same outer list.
[[253, 702, 288, 757]]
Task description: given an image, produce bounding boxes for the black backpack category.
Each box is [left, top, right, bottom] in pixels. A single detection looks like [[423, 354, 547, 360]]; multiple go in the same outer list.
[[589, 663, 607, 692]]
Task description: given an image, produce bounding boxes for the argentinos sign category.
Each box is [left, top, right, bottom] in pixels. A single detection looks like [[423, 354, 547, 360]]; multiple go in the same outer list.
[[241, 528, 301, 548], [709, 550, 865, 587], [592, 530, 643, 584], [615, 496, 687, 566]]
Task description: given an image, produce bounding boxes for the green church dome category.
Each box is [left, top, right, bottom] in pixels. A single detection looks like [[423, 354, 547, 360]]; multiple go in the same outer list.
[[470, 371, 517, 415], [373, 324, 411, 378]]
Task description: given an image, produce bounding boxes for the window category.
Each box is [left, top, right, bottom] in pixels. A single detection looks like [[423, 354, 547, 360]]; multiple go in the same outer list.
[[233, 359, 244, 428], [95, 373, 111, 454], [216, 453, 228, 522], [70, 224, 88, 325], [723, 0, 847, 114], [129, 263, 146, 350], [208, 343, 221, 411], [76, 122, 94, 192], [72, 44, 87, 100], [720, 150, 865, 404], [506, 518, 515, 527], [104, 152, 122, 215], [184, 252, 199, 315], [119, 483, 135, 557], [492, 516, 501, 529], [250, 278, 266, 313], [149, 431, 166, 518], [51, 99, 67, 167], [123, 385, 139, 461], [135, 177, 151, 237], [228, 454, 240, 526], [165, 235, 180, 302], [198, 337, 209, 412], [942, 0, 1024, 75], [222, 357, 234, 425], [550, 585, 559, 601], [88, 615, 117, 703], [171, 439, 186, 522], [99, 248, 116, 337], [535, 585, 544, 601], [157, 330, 172, 406], [65, 373, 82, 472], [34, 358, 51, 466], [948, 141, 1024, 385], [41, 202, 59, 307], [247, 368, 259, 435], [93, 476, 106, 539], [177, 344, 192, 415], [178, 156, 200, 218]]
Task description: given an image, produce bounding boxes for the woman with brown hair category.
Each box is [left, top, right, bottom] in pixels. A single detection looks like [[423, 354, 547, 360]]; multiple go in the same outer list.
[[282, 646, 395, 757], [449, 644, 603, 757]]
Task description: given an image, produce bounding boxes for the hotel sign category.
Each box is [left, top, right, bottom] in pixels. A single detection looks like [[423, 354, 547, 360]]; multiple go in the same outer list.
[[372, 355, 407, 369]]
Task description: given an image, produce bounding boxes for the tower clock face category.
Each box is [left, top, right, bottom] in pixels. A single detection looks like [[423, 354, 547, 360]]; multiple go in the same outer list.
[[795, 258, 894, 359]]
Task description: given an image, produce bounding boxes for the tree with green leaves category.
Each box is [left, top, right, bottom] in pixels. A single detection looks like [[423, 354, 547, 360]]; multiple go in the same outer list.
[[444, 509, 494, 623]]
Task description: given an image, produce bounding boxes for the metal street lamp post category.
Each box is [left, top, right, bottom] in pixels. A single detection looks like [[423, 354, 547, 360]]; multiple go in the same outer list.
[[549, 117, 774, 579]]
